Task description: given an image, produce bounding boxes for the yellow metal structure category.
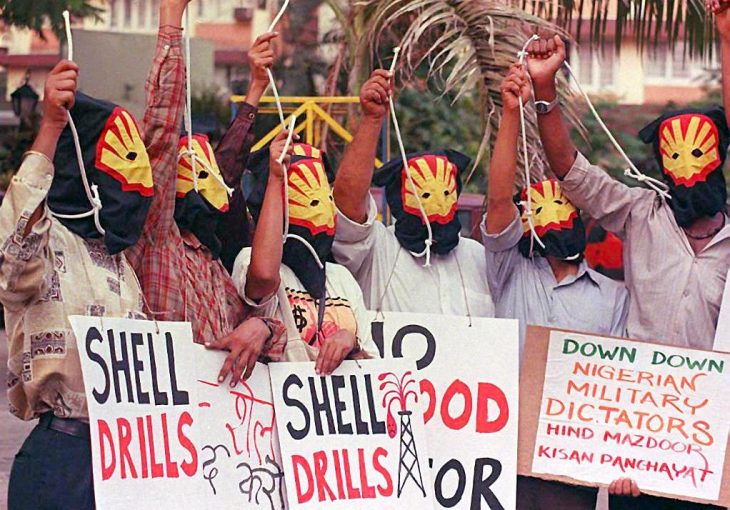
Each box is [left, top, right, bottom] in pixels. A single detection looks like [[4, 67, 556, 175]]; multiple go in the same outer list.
[[230, 95, 383, 167]]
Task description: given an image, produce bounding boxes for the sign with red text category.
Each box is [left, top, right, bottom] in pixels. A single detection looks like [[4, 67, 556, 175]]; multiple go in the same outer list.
[[70, 316, 203, 509], [269, 359, 434, 509], [371, 312, 520, 510], [195, 355, 287, 509], [531, 330, 730, 501]]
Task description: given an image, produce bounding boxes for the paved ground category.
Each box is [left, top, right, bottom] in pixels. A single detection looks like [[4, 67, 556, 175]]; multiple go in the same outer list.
[[0, 332, 33, 510]]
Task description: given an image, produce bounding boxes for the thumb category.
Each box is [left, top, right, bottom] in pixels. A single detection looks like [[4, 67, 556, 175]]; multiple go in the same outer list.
[[554, 35, 565, 51]]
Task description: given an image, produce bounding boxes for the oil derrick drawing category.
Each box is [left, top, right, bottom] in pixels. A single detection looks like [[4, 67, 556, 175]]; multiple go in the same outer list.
[[378, 370, 425, 498]]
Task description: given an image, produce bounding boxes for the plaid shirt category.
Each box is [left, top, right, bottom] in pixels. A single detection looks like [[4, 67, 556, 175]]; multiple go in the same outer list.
[[126, 26, 264, 350]]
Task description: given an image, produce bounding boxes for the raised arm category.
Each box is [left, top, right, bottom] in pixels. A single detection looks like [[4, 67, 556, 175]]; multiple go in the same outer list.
[[0, 61, 78, 310], [216, 33, 278, 271], [333, 70, 391, 224], [139, 0, 188, 237], [245, 130, 293, 301], [486, 64, 531, 234], [526, 35, 577, 178]]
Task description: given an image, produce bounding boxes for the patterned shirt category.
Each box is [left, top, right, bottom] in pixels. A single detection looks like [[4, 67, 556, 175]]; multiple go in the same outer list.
[[125, 26, 254, 348], [1, 153, 146, 421], [561, 152, 730, 349]]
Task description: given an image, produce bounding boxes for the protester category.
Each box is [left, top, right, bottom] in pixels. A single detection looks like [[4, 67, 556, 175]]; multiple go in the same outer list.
[[215, 32, 278, 273], [485, 64, 629, 358], [526, 28, 729, 510], [232, 133, 378, 372], [123, 0, 284, 386], [332, 70, 494, 317], [484, 62, 629, 510], [1, 60, 150, 509]]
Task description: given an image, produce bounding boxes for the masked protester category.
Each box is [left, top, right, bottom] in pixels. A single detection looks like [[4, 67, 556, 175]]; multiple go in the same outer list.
[[485, 63, 629, 510], [123, 0, 285, 392], [525, 32, 728, 510], [3, 62, 149, 510], [232, 136, 378, 373], [331, 71, 494, 317]]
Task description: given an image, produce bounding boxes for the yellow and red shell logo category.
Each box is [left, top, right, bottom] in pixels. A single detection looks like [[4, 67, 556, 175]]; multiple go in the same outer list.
[[287, 157, 336, 236], [401, 154, 458, 224], [292, 143, 322, 160], [176, 134, 230, 213], [95, 107, 153, 196], [520, 180, 578, 236], [659, 114, 722, 187]]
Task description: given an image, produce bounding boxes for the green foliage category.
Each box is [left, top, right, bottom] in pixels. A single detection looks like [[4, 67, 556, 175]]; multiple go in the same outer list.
[[191, 85, 230, 128], [0, 0, 103, 37]]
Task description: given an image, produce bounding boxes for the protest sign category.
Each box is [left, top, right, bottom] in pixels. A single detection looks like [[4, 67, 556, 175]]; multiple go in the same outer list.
[[519, 326, 730, 505], [195, 354, 286, 509], [371, 312, 520, 510], [713, 268, 730, 353], [269, 359, 434, 509], [69, 316, 203, 509]]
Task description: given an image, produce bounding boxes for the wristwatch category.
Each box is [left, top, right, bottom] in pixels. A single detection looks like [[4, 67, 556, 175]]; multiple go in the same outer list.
[[534, 96, 559, 115]]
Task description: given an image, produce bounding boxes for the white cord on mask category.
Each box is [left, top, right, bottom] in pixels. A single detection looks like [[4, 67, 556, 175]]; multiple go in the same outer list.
[[185, 150, 235, 196], [561, 61, 670, 199], [180, 8, 198, 192], [278, 115, 297, 242], [265, 0, 290, 129], [52, 11, 105, 235], [388, 47, 433, 267], [517, 35, 546, 257]]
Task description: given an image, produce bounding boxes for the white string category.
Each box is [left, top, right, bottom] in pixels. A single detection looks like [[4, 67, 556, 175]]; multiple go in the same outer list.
[[516, 35, 545, 256], [279, 115, 297, 242], [51, 11, 105, 235], [388, 47, 433, 266], [265, 0, 290, 129], [562, 61, 670, 199], [181, 8, 197, 192], [187, 151, 234, 195]]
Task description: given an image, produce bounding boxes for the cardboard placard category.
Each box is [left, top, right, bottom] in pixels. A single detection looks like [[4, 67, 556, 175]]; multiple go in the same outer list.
[[195, 354, 287, 509], [269, 359, 434, 509], [70, 316, 204, 509], [519, 326, 730, 505], [371, 312, 519, 510]]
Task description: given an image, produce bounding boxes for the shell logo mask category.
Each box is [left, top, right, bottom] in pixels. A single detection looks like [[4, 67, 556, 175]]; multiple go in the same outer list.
[[287, 156, 336, 236], [520, 180, 579, 237], [659, 114, 721, 187], [176, 135, 230, 213], [95, 107, 153, 196], [401, 154, 458, 225]]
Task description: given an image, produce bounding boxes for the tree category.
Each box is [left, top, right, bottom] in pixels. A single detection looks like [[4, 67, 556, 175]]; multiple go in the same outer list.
[[0, 0, 103, 37]]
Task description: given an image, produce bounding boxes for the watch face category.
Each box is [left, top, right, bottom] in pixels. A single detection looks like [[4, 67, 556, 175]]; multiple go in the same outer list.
[[535, 102, 548, 114]]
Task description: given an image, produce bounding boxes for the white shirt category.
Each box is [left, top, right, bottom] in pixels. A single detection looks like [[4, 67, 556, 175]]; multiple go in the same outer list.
[[232, 247, 379, 361], [332, 194, 495, 317]]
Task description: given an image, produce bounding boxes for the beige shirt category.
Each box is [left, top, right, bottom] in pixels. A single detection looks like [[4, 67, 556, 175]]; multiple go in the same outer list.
[[561, 152, 730, 349], [1, 153, 145, 421], [332, 194, 495, 317], [232, 248, 379, 362]]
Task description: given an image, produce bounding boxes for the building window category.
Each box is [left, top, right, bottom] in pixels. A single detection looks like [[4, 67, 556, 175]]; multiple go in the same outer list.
[[645, 42, 711, 83], [645, 45, 668, 79], [139, 0, 148, 28], [109, 0, 118, 27], [571, 46, 616, 91], [124, 0, 133, 27]]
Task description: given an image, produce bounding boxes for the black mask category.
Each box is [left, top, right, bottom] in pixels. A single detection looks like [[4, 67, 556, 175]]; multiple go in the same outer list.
[[175, 134, 230, 258], [49, 92, 153, 254], [373, 150, 470, 255], [639, 107, 729, 227], [247, 144, 336, 299], [516, 179, 586, 261]]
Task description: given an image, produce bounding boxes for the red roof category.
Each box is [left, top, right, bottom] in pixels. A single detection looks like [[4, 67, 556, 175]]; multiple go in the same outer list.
[[0, 53, 60, 68]]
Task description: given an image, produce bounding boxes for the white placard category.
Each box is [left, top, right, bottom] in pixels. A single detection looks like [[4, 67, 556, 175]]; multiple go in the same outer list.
[[532, 330, 730, 501], [372, 312, 519, 510], [195, 354, 287, 509], [70, 316, 204, 509], [269, 359, 434, 509]]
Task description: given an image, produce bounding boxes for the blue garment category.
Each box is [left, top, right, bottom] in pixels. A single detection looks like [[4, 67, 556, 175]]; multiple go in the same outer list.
[[482, 209, 629, 358]]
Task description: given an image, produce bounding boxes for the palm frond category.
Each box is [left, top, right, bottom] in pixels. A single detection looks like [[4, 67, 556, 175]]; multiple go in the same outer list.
[[358, 0, 585, 185]]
